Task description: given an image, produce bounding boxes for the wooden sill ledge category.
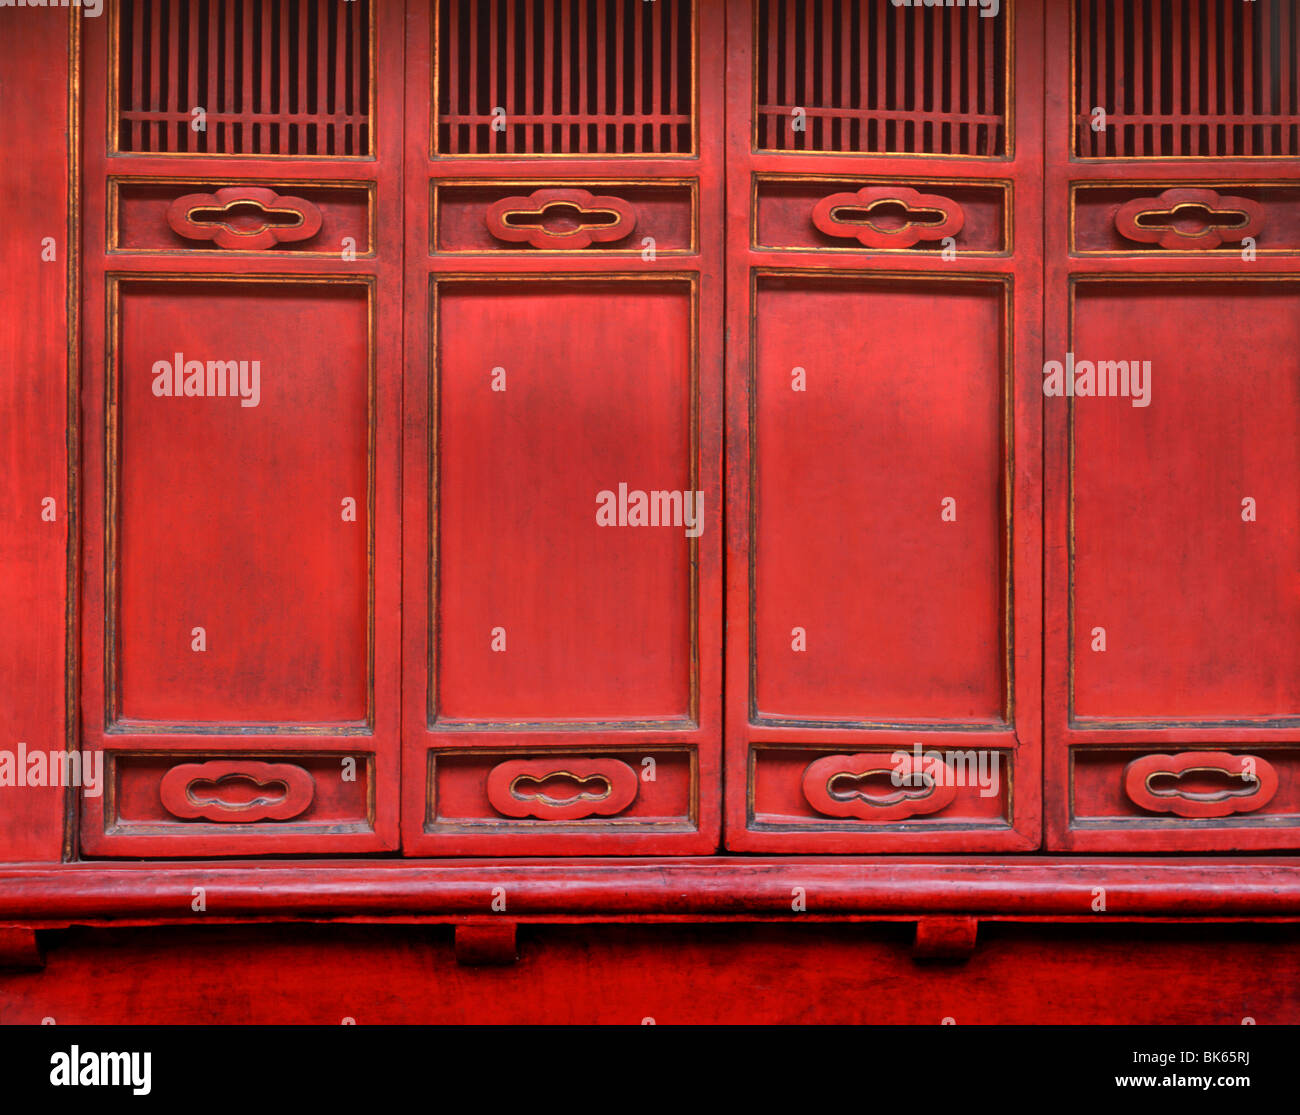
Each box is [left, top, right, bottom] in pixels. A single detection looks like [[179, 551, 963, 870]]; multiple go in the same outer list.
[[1, 857, 1299, 925]]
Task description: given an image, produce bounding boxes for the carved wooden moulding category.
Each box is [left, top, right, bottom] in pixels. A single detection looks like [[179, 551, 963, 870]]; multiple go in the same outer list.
[[1123, 751, 1278, 819], [484, 188, 638, 250], [1113, 187, 1265, 250], [486, 757, 640, 820], [166, 187, 324, 250], [812, 186, 964, 249], [801, 752, 958, 822], [159, 760, 316, 823]]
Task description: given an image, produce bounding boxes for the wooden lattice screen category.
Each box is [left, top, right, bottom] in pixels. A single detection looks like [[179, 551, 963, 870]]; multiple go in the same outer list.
[[435, 0, 695, 155], [754, 0, 1008, 156], [115, 0, 372, 156], [1075, 0, 1300, 156]]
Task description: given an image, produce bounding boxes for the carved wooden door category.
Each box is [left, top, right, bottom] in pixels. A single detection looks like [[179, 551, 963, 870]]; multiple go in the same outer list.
[[79, 1, 406, 854], [75, 0, 1300, 859], [401, 0, 725, 853], [1044, 0, 1300, 850], [78, 0, 723, 857], [723, 0, 1044, 850]]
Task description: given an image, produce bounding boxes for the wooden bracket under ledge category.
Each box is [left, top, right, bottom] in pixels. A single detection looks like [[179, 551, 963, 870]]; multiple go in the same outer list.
[[913, 916, 979, 961], [454, 921, 519, 966]]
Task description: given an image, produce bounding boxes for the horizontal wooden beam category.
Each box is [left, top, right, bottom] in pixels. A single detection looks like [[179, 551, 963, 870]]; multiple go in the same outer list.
[[0, 859, 1299, 924]]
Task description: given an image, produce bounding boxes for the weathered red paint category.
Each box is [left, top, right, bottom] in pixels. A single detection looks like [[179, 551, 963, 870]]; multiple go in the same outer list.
[[1043, 0, 1300, 852], [3, 919, 1300, 1025], [723, 0, 1044, 852], [2, 0, 1299, 1026]]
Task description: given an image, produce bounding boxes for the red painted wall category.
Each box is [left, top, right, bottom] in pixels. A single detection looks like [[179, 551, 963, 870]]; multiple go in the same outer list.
[[1, 922, 1296, 1025], [0, 6, 71, 864]]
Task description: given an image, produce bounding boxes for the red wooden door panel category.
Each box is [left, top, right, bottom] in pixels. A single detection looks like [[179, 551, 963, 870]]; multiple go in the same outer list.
[[401, 1, 725, 853], [113, 281, 371, 725], [724, 0, 1044, 851], [434, 279, 694, 722], [752, 276, 1007, 723], [78, 1, 404, 855], [1044, 0, 1300, 850]]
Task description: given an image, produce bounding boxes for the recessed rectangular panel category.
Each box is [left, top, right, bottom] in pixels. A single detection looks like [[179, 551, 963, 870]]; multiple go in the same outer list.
[[756, 178, 1008, 253], [109, 752, 373, 832], [114, 281, 370, 726], [434, 181, 695, 254], [751, 746, 1011, 830], [753, 276, 1007, 723], [1072, 184, 1300, 255], [428, 747, 695, 831], [113, 180, 372, 254], [1071, 281, 1300, 721], [435, 278, 695, 723], [1071, 746, 1299, 826], [1065, 744, 1300, 851]]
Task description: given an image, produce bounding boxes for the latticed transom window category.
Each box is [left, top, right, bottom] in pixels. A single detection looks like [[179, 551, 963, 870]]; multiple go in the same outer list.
[[114, 0, 373, 155], [754, 0, 1009, 155], [1075, 0, 1300, 157], [435, 0, 696, 155]]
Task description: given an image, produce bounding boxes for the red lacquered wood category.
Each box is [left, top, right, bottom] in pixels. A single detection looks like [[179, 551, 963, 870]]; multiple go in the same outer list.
[[1044, 0, 1300, 852], [483, 187, 638, 248], [11, 0, 1300, 905], [165, 186, 324, 249], [454, 920, 518, 965], [3, 918, 1300, 1024], [4, 859, 1300, 921], [0, 927, 44, 972], [913, 915, 979, 959], [724, 0, 1043, 852], [0, 8, 72, 863], [810, 184, 965, 248], [1123, 751, 1279, 819], [485, 758, 640, 820], [801, 752, 960, 822], [1113, 186, 1266, 250], [76, 3, 406, 856], [404, 0, 725, 854], [159, 760, 317, 823]]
